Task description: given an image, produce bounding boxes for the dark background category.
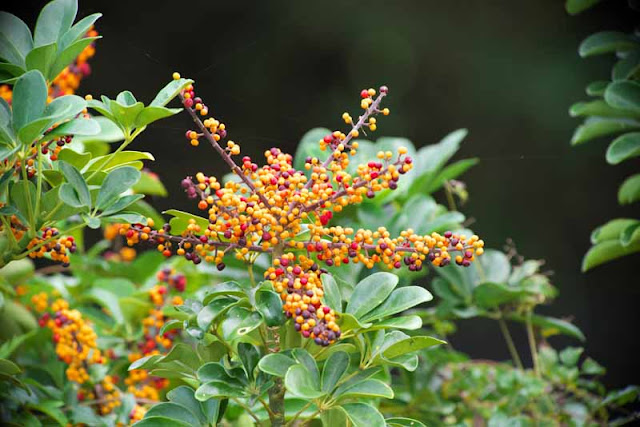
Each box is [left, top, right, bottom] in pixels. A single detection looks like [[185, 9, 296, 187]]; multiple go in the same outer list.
[[5, 0, 639, 388]]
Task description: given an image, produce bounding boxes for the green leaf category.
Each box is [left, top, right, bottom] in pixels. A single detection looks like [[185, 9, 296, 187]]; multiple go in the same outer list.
[[284, 364, 325, 399], [362, 315, 422, 332], [88, 150, 154, 172], [571, 118, 640, 146], [0, 358, 21, 375], [255, 289, 285, 327], [336, 378, 393, 400], [59, 161, 91, 207], [582, 357, 606, 375], [166, 386, 208, 424], [100, 194, 144, 216], [606, 132, 640, 164], [195, 380, 244, 400], [0, 33, 26, 69], [582, 237, 640, 271], [0, 259, 34, 285], [346, 272, 398, 319], [620, 222, 640, 246], [560, 347, 584, 367], [258, 353, 297, 377], [341, 403, 386, 427], [164, 209, 209, 235], [197, 296, 239, 330], [202, 281, 247, 304], [360, 286, 432, 323], [145, 402, 200, 426], [49, 36, 99, 80], [591, 218, 638, 243], [579, 31, 637, 57], [135, 416, 191, 427], [509, 314, 585, 341], [292, 348, 320, 385], [619, 174, 640, 204], [10, 180, 36, 223], [338, 313, 372, 333], [12, 70, 47, 132], [110, 99, 144, 132], [59, 12, 101, 50], [322, 274, 342, 312], [219, 306, 262, 343], [569, 100, 639, 118], [96, 166, 141, 210], [0, 12, 33, 58], [135, 106, 182, 128], [87, 288, 124, 324], [321, 407, 349, 426], [17, 94, 87, 145], [386, 417, 427, 427], [321, 351, 349, 393], [586, 80, 609, 96], [25, 42, 57, 77], [382, 336, 446, 360], [25, 402, 66, 426], [613, 50, 640, 81], [565, 0, 601, 14], [150, 78, 194, 107], [102, 211, 147, 225], [473, 282, 529, 309], [601, 385, 640, 407], [133, 170, 167, 196], [605, 80, 640, 114], [58, 148, 91, 169], [34, 0, 77, 47]]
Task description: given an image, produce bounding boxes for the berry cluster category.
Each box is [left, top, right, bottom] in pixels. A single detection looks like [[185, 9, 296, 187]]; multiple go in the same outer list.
[[126, 74, 483, 345], [35, 297, 103, 384], [26, 227, 77, 266]]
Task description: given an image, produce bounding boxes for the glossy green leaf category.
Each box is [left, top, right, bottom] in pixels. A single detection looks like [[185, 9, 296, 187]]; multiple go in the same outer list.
[[336, 378, 393, 400], [100, 194, 144, 216], [27, 401, 68, 426], [0, 12, 33, 58], [346, 272, 398, 319], [322, 273, 342, 312], [606, 132, 640, 164], [135, 106, 182, 128], [0, 358, 21, 376], [619, 174, 640, 204], [25, 42, 57, 77], [292, 348, 320, 385], [613, 50, 640, 81], [58, 148, 91, 169], [96, 166, 141, 210], [219, 306, 262, 342], [579, 31, 636, 57], [197, 296, 239, 330], [9, 180, 36, 224], [133, 170, 168, 196], [386, 418, 427, 427], [583, 233, 640, 271], [565, 0, 601, 14], [196, 363, 230, 383], [202, 281, 246, 304], [586, 80, 609, 96], [255, 289, 285, 327], [341, 403, 386, 427], [59, 160, 91, 207], [620, 222, 640, 246], [284, 364, 325, 399], [109, 99, 144, 131], [12, 70, 47, 132], [135, 416, 191, 427], [590, 218, 638, 244], [363, 315, 422, 332], [164, 209, 209, 235], [145, 402, 200, 426], [321, 351, 349, 392], [166, 386, 207, 424], [361, 286, 432, 323], [0, 33, 26, 69], [195, 380, 244, 401], [510, 314, 585, 341], [59, 12, 101, 50], [238, 342, 261, 380], [382, 335, 446, 360], [87, 150, 154, 172], [34, 0, 77, 47], [338, 312, 372, 333], [258, 353, 297, 377], [150, 78, 194, 107], [321, 407, 349, 426], [473, 282, 529, 309], [605, 80, 640, 113], [569, 100, 638, 118], [571, 118, 640, 146], [42, 117, 100, 141], [49, 36, 98, 80]]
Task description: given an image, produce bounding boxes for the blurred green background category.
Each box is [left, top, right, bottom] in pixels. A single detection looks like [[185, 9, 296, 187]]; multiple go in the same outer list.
[[7, 0, 639, 388]]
